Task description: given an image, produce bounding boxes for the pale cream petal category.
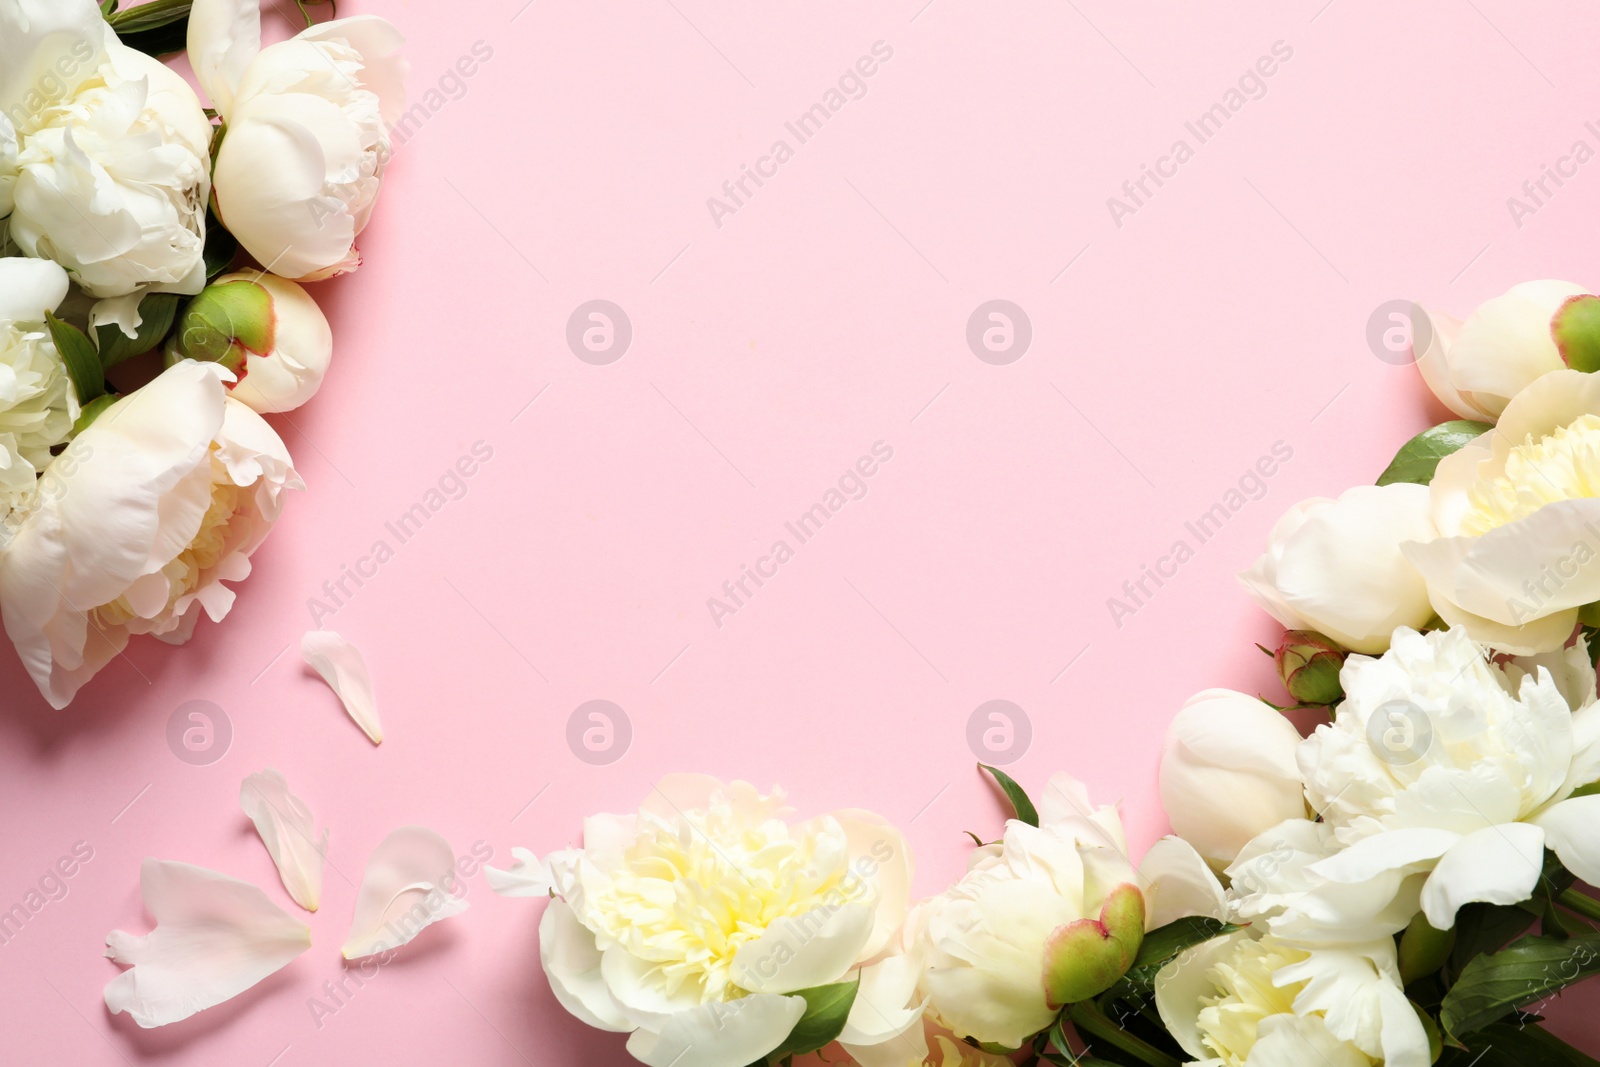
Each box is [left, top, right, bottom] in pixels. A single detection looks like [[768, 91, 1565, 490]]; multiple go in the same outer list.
[[301, 629, 381, 743], [104, 859, 311, 1027], [485, 847, 553, 898], [341, 826, 466, 958], [240, 768, 327, 911]]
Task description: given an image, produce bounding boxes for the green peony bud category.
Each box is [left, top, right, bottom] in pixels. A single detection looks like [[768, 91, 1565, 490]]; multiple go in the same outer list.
[[1274, 630, 1348, 706], [169, 279, 276, 375], [1555, 293, 1600, 373], [1041, 883, 1144, 1008], [1398, 912, 1455, 985]]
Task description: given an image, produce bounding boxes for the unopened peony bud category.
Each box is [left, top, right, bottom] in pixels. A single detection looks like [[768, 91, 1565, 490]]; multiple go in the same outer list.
[[1041, 883, 1144, 1007], [1274, 630, 1348, 706], [171, 272, 332, 414], [1554, 293, 1600, 373]]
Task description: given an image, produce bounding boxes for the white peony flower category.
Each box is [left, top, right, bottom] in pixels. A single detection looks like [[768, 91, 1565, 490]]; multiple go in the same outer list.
[[910, 774, 1223, 1050], [1160, 689, 1309, 870], [1154, 928, 1430, 1067], [1417, 281, 1587, 422], [490, 775, 914, 1067], [1404, 368, 1600, 652], [1234, 627, 1600, 938], [3, 1, 211, 330], [189, 0, 407, 281], [0, 258, 77, 529], [0, 359, 300, 708], [1240, 484, 1437, 655]]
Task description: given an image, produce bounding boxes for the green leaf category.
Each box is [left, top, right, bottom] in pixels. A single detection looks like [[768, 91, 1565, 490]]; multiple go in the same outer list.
[[1440, 931, 1600, 1040], [94, 293, 180, 370], [1376, 420, 1492, 487], [72, 394, 118, 436], [1110, 916, 1237, 998], [762, 975, 859, 1061], [203, 212, 238, 282], [979, 764, 1038, 827], [100, 0, 119, 15], [1449, 903, 1539, 981], [45, 312, 105, 404], [1445, 1021, 1600, 1066]]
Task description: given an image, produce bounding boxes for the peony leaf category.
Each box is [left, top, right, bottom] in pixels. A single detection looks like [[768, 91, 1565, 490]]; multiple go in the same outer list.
[[44, 312, 104, 403], [1440, 931, 1600, 1040], [106, 0, 190, 32], [204, 213, 238, 282], [980, 763, 1038, 827], [1446, 1021, 1600, 1066], [95, 293, 179, 369], [762, 975, 859, 1061], [1376, 420, 1491, 487], [1111, 915, 1237, 998]]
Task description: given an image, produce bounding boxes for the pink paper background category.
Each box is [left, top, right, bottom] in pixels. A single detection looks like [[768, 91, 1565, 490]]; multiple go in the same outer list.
[[3, 0, 1599, 1061]]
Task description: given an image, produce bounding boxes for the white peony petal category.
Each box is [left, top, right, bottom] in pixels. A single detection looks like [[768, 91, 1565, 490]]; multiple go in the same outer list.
[[301, 629, 381, 744], [729, 901, 874, 995], [485, 847, 553, 897], [830, 807, 912, 961], [1310, 827, 1461, 884], [340, 826, 467, 958], [1421, 823, 1547, 930], [186, 0, 262, 117], [0, 258, 69, 324], [1247, 1014, 1374, 1067], [1153, 930, 1251, 1060], [104, 859, 311, 1027], [624, 994, 806, 1067], [539, 898, 631, 1032], [837, 952, 925, 1051], [239, 768, 326, 911], [1535, 795, 1600, 885], [1139, 835, 1228, 926]]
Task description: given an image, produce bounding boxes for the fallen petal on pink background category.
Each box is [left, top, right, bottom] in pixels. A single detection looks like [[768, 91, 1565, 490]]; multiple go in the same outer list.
[[301, 628, 382, 744], [103, 859, 311, 1028], [239, 768, 327, 911], [340, 825, 467, 959]]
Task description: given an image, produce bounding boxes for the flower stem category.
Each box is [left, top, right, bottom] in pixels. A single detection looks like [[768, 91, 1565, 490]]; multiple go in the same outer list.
[[1559, 888, 1600, 924], [1065, 1002, 1180, 1067], [1521, 1022, 1600, 1067]]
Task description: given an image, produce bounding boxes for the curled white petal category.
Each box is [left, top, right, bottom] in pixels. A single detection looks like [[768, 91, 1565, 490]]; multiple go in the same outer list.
[[104, 859, 311, 1027], [341, 825, 467, 959], [485, 847, 553, 897], [301, 629, 381, 743], [240, 768, 327, 911]]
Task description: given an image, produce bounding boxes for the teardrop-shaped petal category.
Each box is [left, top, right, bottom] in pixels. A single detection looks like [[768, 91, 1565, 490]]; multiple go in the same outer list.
[[240, 768, 327, 911], [301, 629, 381, 743], [485, 847, 553, 898], [104, 859, 311, 1027], [341, 826, 466, 959]]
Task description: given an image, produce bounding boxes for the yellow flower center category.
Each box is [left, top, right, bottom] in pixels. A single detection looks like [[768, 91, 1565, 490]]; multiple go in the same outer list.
[[1195, 938, 1310, 1067], [1461, 413, 1600, 536], [586, 800, 866, 1004], [92, 455, 245, 628]]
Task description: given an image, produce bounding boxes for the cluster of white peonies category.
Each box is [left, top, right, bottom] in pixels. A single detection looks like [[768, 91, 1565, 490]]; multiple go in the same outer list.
[[1243, 279, 1600, 658], [492, 774, 1233, 1067], [1159, 625, 1600, 1066], [0, 0, 406, 707]]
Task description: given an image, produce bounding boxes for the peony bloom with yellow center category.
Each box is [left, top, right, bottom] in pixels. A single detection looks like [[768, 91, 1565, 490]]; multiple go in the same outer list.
[[1404, 368, 1600, 652], [1156, 930, 1426, 1067], [0, 359, 299, 708], [489, 775, 914, 1067]]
